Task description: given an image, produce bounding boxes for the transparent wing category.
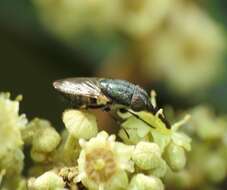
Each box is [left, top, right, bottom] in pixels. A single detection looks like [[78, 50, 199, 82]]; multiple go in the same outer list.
[[53, 77, 104, 98]]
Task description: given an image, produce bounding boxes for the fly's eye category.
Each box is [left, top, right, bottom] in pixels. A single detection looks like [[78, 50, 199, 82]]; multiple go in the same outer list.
[[119, 108, 128, 113], [117, 108, 131, 119]]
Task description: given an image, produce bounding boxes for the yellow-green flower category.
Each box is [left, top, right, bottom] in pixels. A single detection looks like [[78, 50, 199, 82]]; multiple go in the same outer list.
[[118, 109, 171, 145], [77, 131, 134, 190]]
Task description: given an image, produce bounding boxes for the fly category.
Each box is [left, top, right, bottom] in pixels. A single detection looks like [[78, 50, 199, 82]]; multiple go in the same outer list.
[[53, 77, 171, 129]]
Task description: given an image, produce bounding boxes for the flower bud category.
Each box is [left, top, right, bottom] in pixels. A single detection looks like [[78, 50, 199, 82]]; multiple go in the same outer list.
[[32, 120, 61, 153], [28, 171, 65, 190], [164, 142, 186, 171], [148, 159, 168, 178], [63, 110, 98, 140], [132, 142, 162, 170], [128, 174, 164, 190], [30, 148, 47, 163]]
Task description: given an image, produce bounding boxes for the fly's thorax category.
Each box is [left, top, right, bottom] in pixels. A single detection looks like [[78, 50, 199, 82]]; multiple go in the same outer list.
[[99, 79, 135, 106], [99, 79, 152, 112]]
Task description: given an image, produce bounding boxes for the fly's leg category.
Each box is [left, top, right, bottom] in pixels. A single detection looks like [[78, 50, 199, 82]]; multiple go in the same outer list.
[[155, 109, 171, 129], [120, 108, 156, 129], [101, 106, 130, 138]]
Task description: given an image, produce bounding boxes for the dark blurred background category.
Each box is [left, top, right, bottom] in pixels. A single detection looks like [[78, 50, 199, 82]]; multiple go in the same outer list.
[[0, 0, 226, 126], [0, 0, 97, 125]]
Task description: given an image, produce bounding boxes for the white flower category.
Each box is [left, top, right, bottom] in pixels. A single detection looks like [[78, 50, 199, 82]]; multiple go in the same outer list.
[[77, 131, 134, 190]]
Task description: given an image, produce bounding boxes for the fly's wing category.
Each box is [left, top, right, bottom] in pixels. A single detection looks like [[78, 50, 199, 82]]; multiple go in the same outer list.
[[53, 77, 104, 98]]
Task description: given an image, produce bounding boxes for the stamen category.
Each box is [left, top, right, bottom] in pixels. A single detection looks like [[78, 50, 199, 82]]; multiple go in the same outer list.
[[150, 90, 157, 108], [172, 114, 191, 130]]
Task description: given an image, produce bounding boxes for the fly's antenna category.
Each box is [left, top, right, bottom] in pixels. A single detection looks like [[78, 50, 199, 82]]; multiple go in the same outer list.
[[150, 90, 157, 108], [148, 90, 171, 129]]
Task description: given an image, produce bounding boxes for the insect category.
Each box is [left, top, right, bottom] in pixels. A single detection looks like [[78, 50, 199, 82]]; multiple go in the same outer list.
[[53, 77, 171, 129]]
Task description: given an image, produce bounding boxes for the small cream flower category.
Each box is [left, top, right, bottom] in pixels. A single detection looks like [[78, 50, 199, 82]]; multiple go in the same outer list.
[[77, 131, 134, 190]]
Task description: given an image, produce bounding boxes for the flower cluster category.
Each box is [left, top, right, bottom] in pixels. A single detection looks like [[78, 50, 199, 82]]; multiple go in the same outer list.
[[0, 93, 27, 189], [165, 106, 227, 190], [0, 92, 191, 190]]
